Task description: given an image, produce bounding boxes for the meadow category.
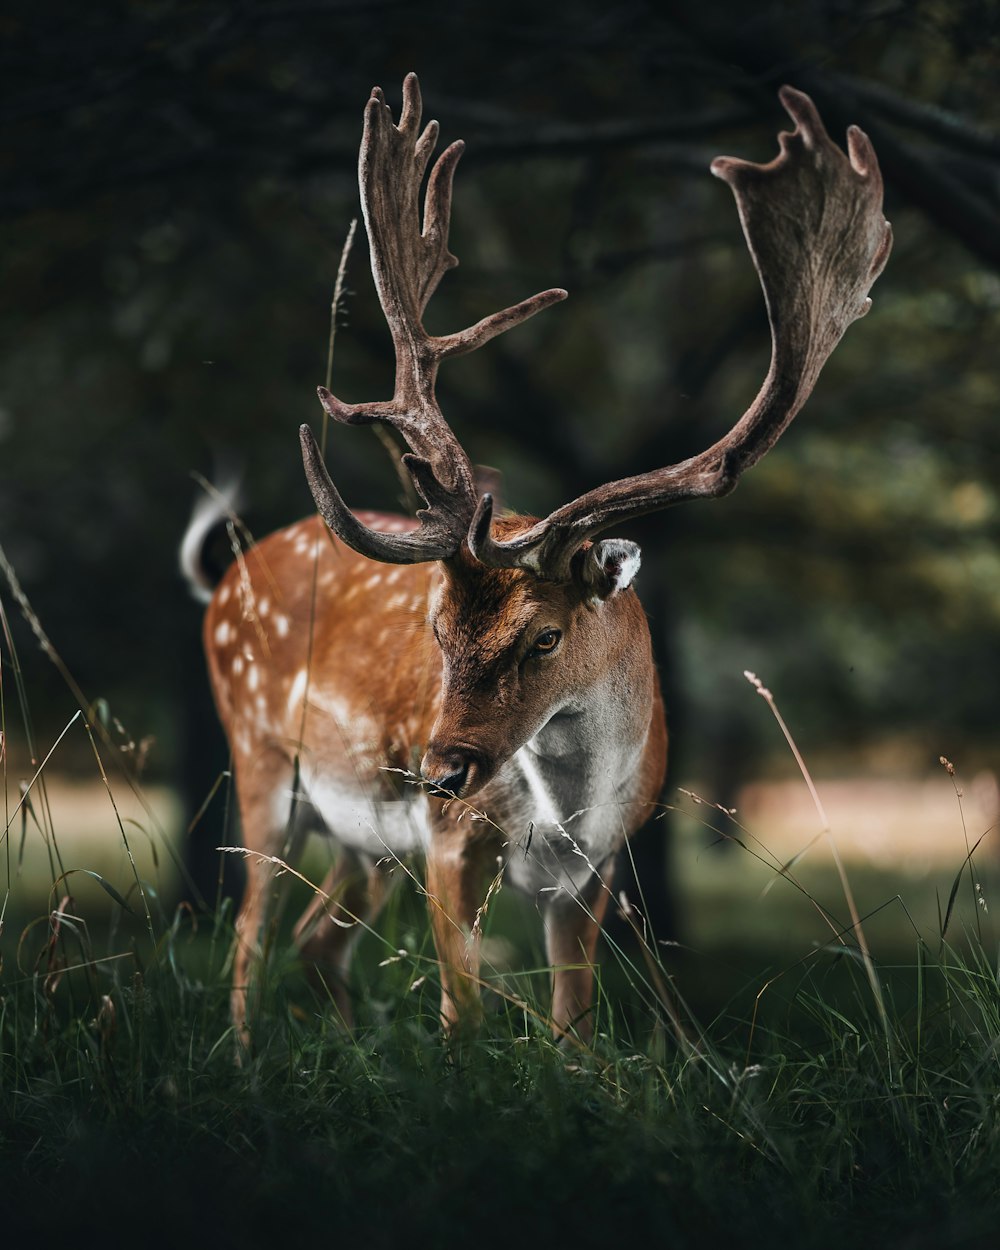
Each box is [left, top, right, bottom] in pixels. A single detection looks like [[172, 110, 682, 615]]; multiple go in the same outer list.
[[3, 658, 999, 1248]]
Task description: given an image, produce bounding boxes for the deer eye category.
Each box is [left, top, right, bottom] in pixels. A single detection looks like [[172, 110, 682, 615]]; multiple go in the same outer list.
[[528, 628, 562, 658]]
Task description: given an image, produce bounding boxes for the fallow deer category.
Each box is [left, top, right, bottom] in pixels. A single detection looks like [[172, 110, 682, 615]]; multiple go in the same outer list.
[[184, 74, 891, 1046]]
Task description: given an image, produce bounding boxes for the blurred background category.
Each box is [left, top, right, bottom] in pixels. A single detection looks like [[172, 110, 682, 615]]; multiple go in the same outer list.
[[2, 0, 999, 972]]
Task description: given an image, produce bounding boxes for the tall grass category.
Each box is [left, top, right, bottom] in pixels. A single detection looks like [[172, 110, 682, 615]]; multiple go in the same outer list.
[[3, 558, 1000, 1247]]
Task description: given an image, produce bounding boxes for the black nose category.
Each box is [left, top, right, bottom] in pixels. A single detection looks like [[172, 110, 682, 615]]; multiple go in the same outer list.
[[427, 761, 470, 798], [422, 747, 476, 798]]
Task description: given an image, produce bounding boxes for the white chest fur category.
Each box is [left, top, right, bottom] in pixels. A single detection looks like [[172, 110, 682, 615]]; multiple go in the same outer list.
[[296, 670, 648, 901]]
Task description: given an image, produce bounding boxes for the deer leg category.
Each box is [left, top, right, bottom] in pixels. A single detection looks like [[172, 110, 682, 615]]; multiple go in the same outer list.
[[231, 852, 271, 1053], [424, 826, 496, 1036], [293, 848, 387, 1027], [545, 868, 613, 1044], [229, 747, 299, 1054]]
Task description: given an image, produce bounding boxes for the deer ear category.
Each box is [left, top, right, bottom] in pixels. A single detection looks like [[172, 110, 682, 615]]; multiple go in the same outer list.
[[576, 538, 642, 602]]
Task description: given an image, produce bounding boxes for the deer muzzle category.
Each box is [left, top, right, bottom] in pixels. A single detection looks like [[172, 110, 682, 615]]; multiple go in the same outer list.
[[421, 742, 491, 799]]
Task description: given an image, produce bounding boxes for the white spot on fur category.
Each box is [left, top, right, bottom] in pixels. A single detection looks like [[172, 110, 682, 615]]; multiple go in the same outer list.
[[287, 668, 308, 715], [247, 665, 260, 692], [307, 688, 358, 729], [214, 620, 232, 646], [218, 584, 231, 605], [275, 614, 290, 637], [232, 655, 244, 677]]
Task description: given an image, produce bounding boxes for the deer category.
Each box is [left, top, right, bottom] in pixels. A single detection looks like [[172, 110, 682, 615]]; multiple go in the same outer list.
[[183, 73, 890, 1048]]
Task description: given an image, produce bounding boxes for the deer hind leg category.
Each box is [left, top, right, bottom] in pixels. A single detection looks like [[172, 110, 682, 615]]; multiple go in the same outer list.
[[292, 847, 388, 1028], [545, 865, 613, 1044], [229, 746, 301, 1054]]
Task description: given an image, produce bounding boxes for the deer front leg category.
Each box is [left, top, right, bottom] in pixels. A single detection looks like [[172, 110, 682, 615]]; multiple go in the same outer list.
[[424, 825, 495, 1036], [545, 868, 613, 1044]]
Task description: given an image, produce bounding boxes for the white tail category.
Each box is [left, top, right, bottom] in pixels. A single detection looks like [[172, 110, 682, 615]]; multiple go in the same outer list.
[[189, 74, 890, 1047]]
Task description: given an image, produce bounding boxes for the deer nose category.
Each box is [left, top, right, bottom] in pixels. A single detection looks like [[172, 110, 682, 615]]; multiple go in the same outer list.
[[421, 746, 478, 798]]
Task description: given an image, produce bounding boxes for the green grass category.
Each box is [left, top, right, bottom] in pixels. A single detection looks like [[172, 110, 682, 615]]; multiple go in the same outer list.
[[3, 847, 1000, 1249], [4, 570, 1000, 1247]]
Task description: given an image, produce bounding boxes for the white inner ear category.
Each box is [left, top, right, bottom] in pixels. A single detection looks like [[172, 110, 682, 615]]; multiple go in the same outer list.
[[595, 538, 641, 597], [608, 541, 641, 590]]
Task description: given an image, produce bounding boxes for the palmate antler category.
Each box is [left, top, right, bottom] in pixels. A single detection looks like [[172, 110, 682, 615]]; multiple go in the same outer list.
[[302, 80, 892, 578], [300, 72, 566, 563]]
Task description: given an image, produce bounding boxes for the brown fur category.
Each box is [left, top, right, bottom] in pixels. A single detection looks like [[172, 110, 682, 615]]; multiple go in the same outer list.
[[203, 510, 666, 1046]]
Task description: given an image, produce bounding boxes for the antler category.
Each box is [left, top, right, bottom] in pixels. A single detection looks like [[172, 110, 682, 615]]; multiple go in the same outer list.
[[469, 86, 893, 579], [301, 72, 567, 564]]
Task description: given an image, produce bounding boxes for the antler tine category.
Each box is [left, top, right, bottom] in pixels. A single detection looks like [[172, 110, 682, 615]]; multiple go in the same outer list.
[[472, 85, 892, 580], [301, 425, 470, 564], [304, 72, 567, 565]]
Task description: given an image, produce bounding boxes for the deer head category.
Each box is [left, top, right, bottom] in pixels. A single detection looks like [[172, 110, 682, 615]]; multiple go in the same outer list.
[[300, 73, 891, 799]]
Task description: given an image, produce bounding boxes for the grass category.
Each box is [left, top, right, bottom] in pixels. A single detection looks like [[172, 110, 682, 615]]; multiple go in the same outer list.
[[4, 564, 1000, 1247], [4, 908, 1000, 1248], [4, 808, 1000, 1250]]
